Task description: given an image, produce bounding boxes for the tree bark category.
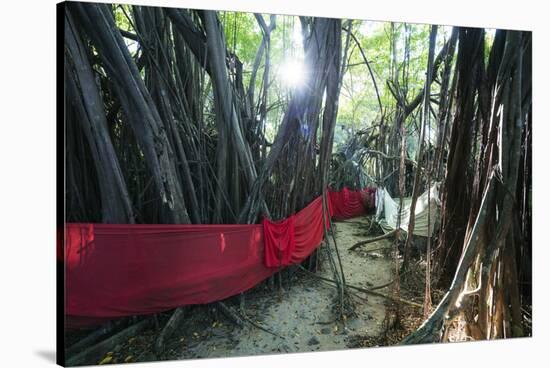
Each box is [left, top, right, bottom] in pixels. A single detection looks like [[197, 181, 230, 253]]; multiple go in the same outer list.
[[65, 10, 134, 224], [69, 2, 190, 224]]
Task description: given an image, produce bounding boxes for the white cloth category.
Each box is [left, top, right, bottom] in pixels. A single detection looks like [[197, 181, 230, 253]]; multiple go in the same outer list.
[[376, 183, 440, 237]]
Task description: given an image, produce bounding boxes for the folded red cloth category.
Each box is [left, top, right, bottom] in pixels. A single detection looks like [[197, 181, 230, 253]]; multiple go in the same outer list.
[[263, 215, 296, 267]]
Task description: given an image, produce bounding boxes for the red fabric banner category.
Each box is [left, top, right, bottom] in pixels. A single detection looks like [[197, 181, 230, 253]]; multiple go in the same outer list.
[[64, 189, 372, 328], [65, 223, 272, 328], [328, 187, 376, 219]]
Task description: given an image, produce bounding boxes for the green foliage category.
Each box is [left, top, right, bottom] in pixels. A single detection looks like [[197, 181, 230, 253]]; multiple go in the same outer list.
[[221, 12, 263, 65], [112, 4, 133, 32]]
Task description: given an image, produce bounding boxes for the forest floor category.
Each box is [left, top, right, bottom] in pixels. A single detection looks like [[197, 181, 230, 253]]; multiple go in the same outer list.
[[168, 216, 394, 360], [68, 215, 437, 365]]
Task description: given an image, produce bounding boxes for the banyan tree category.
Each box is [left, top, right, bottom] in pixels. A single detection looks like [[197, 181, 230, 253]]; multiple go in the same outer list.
[[60, 1, 532, 364]]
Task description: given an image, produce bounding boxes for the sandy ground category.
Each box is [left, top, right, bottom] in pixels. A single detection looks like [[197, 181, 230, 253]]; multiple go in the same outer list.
[[175, 215, 393, 360]]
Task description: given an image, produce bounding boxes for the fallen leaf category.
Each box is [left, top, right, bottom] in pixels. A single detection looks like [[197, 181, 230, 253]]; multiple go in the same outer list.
[[98, 356, 113, 365], [124, 356, 133, 363]]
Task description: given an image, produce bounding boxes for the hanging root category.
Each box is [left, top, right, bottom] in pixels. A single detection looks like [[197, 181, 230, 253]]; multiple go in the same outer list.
[[331, 287, 357, 320], [66, 320, 125, 357], [66, 319, 152, 366], [349, 229, 397, 251], [155, 307, 185, 355], [217, 301, 244, 327], [218, 301, 285, 340]]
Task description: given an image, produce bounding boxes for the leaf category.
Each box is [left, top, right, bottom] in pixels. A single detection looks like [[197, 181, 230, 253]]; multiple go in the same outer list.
[[98, 355, 113, 365], [124, 355, 133, 363]]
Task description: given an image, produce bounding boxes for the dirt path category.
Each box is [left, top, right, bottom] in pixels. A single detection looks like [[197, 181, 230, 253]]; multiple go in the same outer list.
[[176, 215, 393, 360]]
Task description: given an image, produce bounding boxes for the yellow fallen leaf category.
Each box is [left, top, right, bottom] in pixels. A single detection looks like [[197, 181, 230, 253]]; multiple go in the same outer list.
[[124, 355, 133, 363], [98, 355, 113, 365]]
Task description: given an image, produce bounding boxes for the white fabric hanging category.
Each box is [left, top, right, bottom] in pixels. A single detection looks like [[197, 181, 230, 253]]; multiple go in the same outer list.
[[376, 183, 440, 237]]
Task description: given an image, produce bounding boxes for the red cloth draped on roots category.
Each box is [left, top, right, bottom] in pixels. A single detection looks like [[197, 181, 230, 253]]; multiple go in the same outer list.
[[64, 188, 374, 328]]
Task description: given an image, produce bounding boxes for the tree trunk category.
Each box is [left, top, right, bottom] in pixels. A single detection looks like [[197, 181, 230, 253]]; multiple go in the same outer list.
[[69, 2, 190, 224], [65, 10, 134, 224]]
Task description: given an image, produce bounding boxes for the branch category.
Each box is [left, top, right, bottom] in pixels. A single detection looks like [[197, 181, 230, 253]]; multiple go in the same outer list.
[[118, 28, 138, 41], [346, 29, 384, 117], [363, 149, 419, 168], [166, 8, 210, 73], [403, 28, 458, 118]]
